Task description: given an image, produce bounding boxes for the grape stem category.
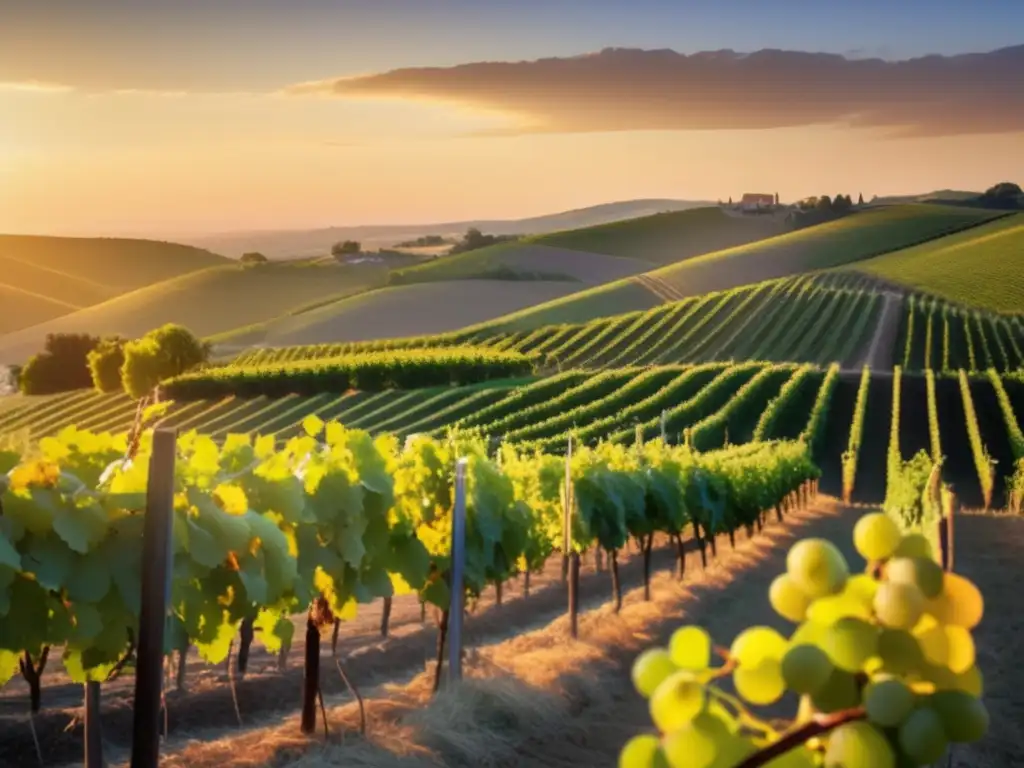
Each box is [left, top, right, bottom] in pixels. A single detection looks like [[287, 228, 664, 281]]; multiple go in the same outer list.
[[734, 707, 866, 768]]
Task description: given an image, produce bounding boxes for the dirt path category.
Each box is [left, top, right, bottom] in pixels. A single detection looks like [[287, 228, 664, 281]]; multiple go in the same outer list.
[[855, 290, 904, 371], [947, 512, 1024, 768]]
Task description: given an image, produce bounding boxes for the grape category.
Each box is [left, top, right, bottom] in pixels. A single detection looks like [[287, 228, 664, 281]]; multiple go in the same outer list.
[[928, 690, 990, 742], [734, 657, 785, 705], [789, 620, 827, 648], [661, 711, 737, 768], [876, 628, 924, 674], [619, 734, 669, 768], [873, 582, 925, 629], [730, 626, 788, 667], [824, 721, 895, 768], [781, 644, 833, 694], [953, 664, 983, 697], [811, 668, 860, 713], [632, 648, 679, 698], [846, 573, 880, 603], [893, 533, 932, 559], [944, 625, 976, 674], [925, 572, 983, 629], [885, 556, 945, 599], [807, 588, 872, 625], [823, 617, 879, 672], [786, 538, 849, 598], [649, 670, 706, 733], [863, 677, 915, 727], [898, 707, 948, 764], [769, 574, 812, 622], [916, 625, 950, 666], [853, 512, 902, 561], [668, 626, 712, 671]]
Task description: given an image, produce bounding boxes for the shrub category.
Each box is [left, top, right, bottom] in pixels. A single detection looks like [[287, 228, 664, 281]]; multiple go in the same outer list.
[[18, 333, 100, 395], [87, 337, 127, 393], [121, 324, 209, 399]]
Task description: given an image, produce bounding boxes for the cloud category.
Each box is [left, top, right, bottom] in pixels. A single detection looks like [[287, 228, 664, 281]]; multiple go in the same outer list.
[[0, 80, 74, 93], [286, 45, 1024, 137]]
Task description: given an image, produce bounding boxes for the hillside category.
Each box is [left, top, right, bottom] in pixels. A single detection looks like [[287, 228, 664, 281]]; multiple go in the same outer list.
[[847, 213, 1024, 313], [215, 279, 585, 348], [0, 261, 385, 365], [474, 204, 1005, 330], [387, 242, 645, 285], [0, 234, 228, 333], [526, 206, 785, 264], [183, 198, 714, 259]]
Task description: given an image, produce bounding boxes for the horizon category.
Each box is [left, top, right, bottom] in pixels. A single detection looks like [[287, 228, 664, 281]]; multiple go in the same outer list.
[[2, 0, 1023, 239]]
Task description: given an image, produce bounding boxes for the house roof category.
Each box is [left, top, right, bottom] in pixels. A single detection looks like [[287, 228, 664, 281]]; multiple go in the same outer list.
[[741, 193, 775, 204]]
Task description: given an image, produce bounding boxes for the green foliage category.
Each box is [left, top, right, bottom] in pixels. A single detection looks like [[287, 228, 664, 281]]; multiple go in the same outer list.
[[240, 252, 268, 264], [800, 363, 841, 457], [842, 366, 871, 502], [621, 511, 988, 767], [86, 337, 126, 393], [926, 369, 943, 460], [689, 365, 796, 451], [163, 347, 537, 401], [986, 369, 1024, 459], [19, 333, 100, 395], [958, 370, 995, 508], [121, 324, 209, 399]]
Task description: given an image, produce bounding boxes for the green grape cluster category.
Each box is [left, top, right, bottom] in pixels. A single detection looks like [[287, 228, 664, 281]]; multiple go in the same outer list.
[[620, 512, 988, 768]]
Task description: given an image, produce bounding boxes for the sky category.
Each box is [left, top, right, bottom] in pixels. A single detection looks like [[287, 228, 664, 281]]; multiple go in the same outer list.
[[1, 0, 1023, 237]]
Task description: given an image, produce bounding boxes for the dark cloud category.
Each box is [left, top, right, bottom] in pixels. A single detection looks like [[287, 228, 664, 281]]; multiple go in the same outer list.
[[288, 46, 1024, 137]]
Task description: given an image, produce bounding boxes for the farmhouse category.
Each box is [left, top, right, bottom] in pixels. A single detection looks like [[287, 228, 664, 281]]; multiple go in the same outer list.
[[740, 193, 777, 211]]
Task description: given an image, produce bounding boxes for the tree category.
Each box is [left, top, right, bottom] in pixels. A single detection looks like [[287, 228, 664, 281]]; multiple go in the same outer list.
[[87, 337, 127, 393], [240, 252, 268, 264], [833, 194, 852, 213], [19, 333, 100, 395], [728, 196, 733, 205], [983, 181, 1022, 199], [857, 192, 864, 205], [331, 240, 361, 258], [816, 195, 833, 212], [121, 324, 209, 399], [774, 192, 779, 206]]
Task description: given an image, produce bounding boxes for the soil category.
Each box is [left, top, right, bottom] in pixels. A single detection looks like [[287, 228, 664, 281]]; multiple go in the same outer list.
[[969, 378, 1016, 508], [934, 377, 985, 508], [899, 373, 932, 460]]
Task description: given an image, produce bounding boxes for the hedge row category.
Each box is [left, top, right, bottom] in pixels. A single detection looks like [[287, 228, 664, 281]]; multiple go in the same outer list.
[[162, 347, 537, 399]]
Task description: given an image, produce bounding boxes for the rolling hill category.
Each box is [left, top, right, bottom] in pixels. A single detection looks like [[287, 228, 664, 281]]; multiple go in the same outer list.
[[214, 279, 585, 348], [0, 261, 386, 365], [387, 242, 646, 285], [846, 213, 1024, 313], [525, 206, 786, 264], [182, 198, 715, 259], [471, 204, 1006, 331], [0, 234, 228, 334]]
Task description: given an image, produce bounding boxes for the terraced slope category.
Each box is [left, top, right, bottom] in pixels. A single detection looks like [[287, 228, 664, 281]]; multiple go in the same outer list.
[[0, 262, 384, 365], [849, 213, 1024, 313], [0, 234, 228, 333], [471, 205, 1003, 330]]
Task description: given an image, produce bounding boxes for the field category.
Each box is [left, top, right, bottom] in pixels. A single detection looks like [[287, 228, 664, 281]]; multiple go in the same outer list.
[[468, 204, 1004, 330], [387, 241, 645, 285], [848, 213, 1024, 313], [214, 279, 590, 348], [0, 234, 228, 333], [526, 206, 786, 264], [0, 261, 386, 365], [1, 194, 1023, 768]]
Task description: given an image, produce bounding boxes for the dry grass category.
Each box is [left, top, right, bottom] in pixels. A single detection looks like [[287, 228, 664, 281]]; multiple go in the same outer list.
[[139, 502, 852, 768]]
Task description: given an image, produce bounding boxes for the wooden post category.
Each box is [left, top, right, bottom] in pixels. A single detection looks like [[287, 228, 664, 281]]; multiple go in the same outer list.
[[130, 428, 177, 768], [562, 435, 574, 584], [447, 458, 468, 685]]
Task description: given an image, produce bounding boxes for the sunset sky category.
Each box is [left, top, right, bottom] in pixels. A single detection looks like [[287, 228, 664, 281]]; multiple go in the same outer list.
[[2, 0, 1023, 237]]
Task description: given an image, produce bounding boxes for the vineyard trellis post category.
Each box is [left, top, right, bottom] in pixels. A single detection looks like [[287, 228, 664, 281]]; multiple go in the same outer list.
[[130, 427, 178, 768], [446, 457, 468, 685]]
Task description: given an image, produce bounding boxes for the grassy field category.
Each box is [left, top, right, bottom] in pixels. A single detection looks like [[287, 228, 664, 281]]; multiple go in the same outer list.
[[468, 204, 1004, 330], [848, 213, 1024, 313], [0, 261, 386, 365], [0, 234, 228, 333], [215, 279, 590, 348], [387, 241, 644, 285], [526, 206, 786, 264]]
